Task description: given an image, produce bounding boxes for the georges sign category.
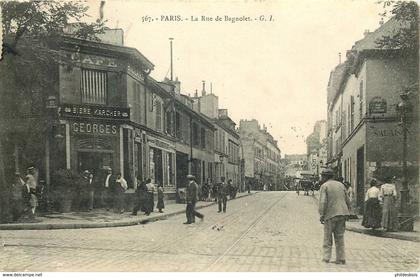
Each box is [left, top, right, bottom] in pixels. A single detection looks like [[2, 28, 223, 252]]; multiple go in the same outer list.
[[72, 122, 118, 136], [60, 104, 130, 120]]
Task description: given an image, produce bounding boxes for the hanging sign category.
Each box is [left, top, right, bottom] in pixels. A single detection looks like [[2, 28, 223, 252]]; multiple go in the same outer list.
[[369, 97, 387, 114]]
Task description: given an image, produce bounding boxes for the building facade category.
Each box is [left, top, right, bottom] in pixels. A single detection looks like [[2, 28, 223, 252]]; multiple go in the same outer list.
[[2, 30, 219, 203], [239, 119, 282, 190], [326, 19, 419, 215], [190, 85, 242, 189], [306, 120, 327, 177]]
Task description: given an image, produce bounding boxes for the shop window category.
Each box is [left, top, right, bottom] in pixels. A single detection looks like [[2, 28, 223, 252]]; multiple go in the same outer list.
[[167, 152, 174, 186], [81, 68, 107, 105]]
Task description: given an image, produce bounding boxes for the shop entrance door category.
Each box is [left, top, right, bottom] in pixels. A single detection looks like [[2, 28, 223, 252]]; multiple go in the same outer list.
[[356, 146, 365, 214], [176, 151, 189, 188], [153, 148, 163, 186], [78, 151, 113, 176]]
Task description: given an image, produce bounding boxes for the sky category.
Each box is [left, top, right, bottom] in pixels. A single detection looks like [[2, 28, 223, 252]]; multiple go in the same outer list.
[[84, 0, 384, 156]]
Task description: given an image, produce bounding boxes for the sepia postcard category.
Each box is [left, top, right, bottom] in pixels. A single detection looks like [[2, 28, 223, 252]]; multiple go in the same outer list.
[[0, 0, 419, 275]]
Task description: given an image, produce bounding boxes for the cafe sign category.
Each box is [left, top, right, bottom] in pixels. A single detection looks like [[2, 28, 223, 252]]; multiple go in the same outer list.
[[69, 52, 118, 68], [72, 122, 119, 136], [147, 135, 175, 152], [60, 104, 130, 120], [369, 97, 387, 114]]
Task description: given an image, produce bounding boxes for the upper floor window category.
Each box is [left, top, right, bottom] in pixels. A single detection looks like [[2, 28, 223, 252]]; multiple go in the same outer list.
[[81, 69, 107, 105], [200, 128, 206, 149], [132, 81, 142, 123], [192, 122, 199, 147], [156, 101, 162, 131], [175, 112, 181, 138]]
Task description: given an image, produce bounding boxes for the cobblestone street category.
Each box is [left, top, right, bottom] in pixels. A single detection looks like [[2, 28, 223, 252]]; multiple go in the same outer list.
[[0, 192, 418, 272]]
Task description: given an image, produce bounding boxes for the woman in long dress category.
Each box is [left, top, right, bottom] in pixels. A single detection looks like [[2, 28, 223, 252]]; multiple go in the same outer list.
[[362, 179, 381, 229], [156, 185, 164, 213], [344, 181, 358, 219], [380, 177, 399, 232]]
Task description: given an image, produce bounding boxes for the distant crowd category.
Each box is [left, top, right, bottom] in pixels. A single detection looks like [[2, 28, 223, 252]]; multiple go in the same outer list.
[[5, 165, 244, 223]]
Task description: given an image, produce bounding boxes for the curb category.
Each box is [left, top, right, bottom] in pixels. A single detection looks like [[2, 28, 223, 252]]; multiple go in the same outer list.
[[0, 192, 257, 231], [346, 226, 419, 242]]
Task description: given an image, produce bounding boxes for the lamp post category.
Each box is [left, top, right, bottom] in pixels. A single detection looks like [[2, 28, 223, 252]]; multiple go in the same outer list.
[[396, 90, 413, 231]]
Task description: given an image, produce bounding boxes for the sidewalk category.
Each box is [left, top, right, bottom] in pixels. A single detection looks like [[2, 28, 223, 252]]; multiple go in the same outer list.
[[312, 192, 419, 242], [0, 191, 257, 230], [345, 216, 419, 242]]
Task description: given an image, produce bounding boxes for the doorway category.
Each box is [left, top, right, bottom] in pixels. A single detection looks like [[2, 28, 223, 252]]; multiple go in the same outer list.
[[176, 151, 189, 188], [356, 146, 365, 214], [78, 151, 113, 176], [152, 148, 163, 186]]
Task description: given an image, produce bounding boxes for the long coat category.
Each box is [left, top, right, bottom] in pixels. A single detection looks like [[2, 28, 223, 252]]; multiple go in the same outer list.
[[156, 187, 164, 209], [186, 181, 198, 203], [319, 179, 351, 221]]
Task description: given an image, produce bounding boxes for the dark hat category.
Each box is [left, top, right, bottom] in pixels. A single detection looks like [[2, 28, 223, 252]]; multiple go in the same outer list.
[[321, 168, 334, 176]]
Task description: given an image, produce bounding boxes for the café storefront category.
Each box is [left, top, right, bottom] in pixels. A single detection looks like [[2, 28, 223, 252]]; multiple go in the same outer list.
[[59, 104, 130, 178]]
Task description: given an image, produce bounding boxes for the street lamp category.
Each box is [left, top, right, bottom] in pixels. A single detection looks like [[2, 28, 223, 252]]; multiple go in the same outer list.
[[395, 90, 413, 231]]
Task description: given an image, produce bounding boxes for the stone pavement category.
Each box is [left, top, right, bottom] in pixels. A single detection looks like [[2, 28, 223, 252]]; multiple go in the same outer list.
[[0, 191, 257, 230], [0, 191, 418, 272], [311, 191, 419, 242]]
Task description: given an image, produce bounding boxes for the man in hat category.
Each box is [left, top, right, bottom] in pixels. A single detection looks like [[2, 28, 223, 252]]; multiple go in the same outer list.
[[114, 172, 128, 213], [318, 168, 350, 265], [80, 170, 95, 211], [184, 175, 204, 224], [102, 167, 116, 211], [77, 170, 91, 211], [9, 172, 25, 221], [217, 177, 228, 213]]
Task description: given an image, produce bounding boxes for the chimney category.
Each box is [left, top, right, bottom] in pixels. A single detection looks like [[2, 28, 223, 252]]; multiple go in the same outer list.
[[99, 1, 105, 21], [174, 77, 181, 94], [202, 80, 206, 96], [364, 29, 370, 37], [210, 82, 213, 94], [194, 89, 198, 98], [338, 52, 341, 64], [169, 38, 174, 81]]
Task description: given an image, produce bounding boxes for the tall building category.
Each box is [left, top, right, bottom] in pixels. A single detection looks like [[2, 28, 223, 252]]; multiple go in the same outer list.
[[187, 82, 243, 190], [306, 120, 327, 177], [238, 119, 282, 190], [326, 18, 419, 216]]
